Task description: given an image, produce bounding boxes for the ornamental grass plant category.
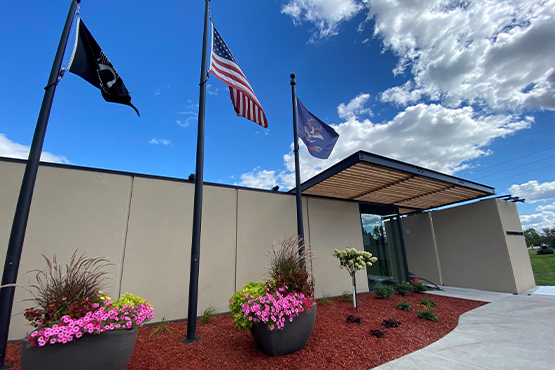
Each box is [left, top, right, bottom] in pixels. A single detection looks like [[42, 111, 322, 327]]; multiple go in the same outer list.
[[23, 251, 154, 347], [267, 235, 315, 298], [229, 235, 315, 331]]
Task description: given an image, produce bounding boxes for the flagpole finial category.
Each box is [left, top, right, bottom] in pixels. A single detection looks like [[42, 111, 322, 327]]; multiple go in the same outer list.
[[290, 73, 296, 86]]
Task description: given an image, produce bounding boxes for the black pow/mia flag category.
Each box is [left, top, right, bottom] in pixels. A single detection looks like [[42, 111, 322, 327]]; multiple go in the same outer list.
[[67, 17, 139, 116]]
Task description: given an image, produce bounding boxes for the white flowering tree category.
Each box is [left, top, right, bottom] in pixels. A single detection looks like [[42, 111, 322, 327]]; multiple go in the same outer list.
[[333, 248, 378, 311]]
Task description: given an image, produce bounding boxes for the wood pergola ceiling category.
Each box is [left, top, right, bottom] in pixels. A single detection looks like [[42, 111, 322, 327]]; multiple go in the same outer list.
[[294, 151, 495, 214]]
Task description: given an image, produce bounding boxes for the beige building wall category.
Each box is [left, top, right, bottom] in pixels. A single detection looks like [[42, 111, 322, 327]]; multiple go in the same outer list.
[[401, 213, 443, 285], [120, 178, 237, 321], [235, 189, 307, 290], [431, 199, 519, 292], [305, 197, 366, 298], [1, 161, 132, 340], [1, 158, 535, 340], [496, 199, 536, 292]]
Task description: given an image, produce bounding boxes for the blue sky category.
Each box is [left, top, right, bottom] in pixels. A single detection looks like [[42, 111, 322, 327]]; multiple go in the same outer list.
[[1, 0, 555, 230]]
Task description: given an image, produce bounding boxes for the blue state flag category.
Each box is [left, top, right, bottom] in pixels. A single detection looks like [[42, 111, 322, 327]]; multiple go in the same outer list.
[[296, 98, 339, 159]]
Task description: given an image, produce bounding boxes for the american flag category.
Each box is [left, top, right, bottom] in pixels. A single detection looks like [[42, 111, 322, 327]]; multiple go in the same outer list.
[[209, 23, 268, 128]]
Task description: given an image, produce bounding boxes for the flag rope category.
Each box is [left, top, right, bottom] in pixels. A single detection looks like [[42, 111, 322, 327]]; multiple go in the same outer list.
[[43, 69, 66, 90]]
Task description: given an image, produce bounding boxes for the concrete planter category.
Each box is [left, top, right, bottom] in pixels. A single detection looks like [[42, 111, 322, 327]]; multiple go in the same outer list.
[[249, 303, 317, 357], [20, 329, 137, 370]]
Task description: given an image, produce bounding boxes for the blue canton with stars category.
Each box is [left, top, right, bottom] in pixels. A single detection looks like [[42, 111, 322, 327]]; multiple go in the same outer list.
[[213, 27, 238, 64]]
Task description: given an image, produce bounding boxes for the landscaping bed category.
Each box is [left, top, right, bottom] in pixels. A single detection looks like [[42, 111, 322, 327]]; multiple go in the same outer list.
[[6, 293, 486, 370]]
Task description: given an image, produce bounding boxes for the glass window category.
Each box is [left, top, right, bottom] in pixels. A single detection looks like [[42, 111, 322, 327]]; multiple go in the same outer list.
[[360, 210, 407, 290]]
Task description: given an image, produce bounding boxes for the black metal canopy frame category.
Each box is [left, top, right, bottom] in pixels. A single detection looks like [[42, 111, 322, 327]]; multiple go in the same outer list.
[[290, 151, 496, 214]]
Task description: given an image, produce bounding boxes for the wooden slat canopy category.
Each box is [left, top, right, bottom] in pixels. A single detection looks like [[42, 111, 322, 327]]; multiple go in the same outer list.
[[292, 151, 495, 214]]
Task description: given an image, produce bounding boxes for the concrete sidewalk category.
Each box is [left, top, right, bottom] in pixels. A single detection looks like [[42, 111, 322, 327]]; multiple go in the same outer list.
[[373, 287, 555, 370]]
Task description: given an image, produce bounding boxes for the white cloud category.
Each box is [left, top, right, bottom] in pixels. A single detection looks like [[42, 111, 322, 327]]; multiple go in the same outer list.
[[508, 180, 555, 203], [536, 202, 555, 212], [281, 1, 555, 110], [176, 119, 191, 128], [337, 93, 372, 119], [177, 99, 199, 127], [281, 0, 364, 41], [520, 210, 555, 230], [238, 168, 281, 189], [207, 84, 220, 96], [149, 138, 171, 146], [241, 95, 530, 190], [369, 0, 555, 112], [0, 133, 69, 164]]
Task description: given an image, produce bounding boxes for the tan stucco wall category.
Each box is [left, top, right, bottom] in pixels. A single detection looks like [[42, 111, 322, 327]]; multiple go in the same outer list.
[[2, 158, 535, 340], [1, 162, 132, 340], [496, 199, 536, 292], [120, 178, 237, 321], [431, 199, 518, 292], [235, 189, 307, 290], [305, 197, 366, 298], [4, 159, 354, 340], [401, 213, 443, 285]]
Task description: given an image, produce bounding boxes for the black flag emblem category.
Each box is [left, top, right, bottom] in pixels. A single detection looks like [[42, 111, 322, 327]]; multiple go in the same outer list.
[[67, 18, 139, 116]]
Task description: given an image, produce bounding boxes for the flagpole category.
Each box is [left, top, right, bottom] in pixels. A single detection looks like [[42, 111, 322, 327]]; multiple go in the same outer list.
[[290, 74, 306, 262], [182, 0, 210, 344], [0, 1, 80, 368]]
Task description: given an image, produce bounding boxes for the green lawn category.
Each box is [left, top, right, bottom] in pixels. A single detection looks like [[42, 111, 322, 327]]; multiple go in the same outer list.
[[528, 250, 555, 286]]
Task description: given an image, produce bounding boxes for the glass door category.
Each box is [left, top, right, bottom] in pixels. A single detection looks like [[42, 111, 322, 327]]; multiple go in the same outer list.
[[360, 208, 408, 290]]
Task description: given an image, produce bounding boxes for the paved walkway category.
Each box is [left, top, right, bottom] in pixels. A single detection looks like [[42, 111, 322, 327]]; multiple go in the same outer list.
[[374, 286, 555, 370]]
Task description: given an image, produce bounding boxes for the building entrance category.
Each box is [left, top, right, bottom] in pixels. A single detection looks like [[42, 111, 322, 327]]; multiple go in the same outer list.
[[360, 205, 408, 290]]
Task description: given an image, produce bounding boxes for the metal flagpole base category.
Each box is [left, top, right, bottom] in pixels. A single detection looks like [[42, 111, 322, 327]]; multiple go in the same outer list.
[[181, 336, 201, 344]]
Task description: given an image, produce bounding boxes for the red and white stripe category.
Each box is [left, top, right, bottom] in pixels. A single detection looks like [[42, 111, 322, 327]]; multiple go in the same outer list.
[[209, 25, 268, 128]]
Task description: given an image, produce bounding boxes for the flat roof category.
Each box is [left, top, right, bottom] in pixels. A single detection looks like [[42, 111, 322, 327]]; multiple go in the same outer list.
[[291, 151, 495, 214]]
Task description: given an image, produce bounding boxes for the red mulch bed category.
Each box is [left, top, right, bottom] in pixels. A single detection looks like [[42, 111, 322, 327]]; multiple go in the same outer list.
[[6, 293, 486, 369]]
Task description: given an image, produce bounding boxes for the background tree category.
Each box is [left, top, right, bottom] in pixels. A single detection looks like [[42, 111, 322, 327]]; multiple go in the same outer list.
[[524, 228, 542, 248]]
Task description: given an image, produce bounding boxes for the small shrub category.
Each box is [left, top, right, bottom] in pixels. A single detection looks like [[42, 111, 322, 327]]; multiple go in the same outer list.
[[420, 298, 438, 308], [395, 282, 413, 296], [201, 304, 217, 324], [370, 329, 386, 338], [411, 281, 428, 293], [341, 290, 354, 303], [229, 281, 266, 330], [149, 317, 171, 338], [319, 292, 334, 305], [112, 292, 150, 309], [346, 315, 363, 325], [382, 318, 401, 328], [396, 300, 413, 311], [375, 285, 395, 299], [417, 307, 438, 322]]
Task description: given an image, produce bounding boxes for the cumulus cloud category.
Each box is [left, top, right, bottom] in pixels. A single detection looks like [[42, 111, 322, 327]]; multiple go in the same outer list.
[[337, 93, 372, 119], [242, 94, 531, 190], [520, 210, 555, 230], [536, 202, 555, 212], [281, 1, 555, 111], [238, 168, 282, 190], [370, 0, 555, 112], [281, 0, 364, 41], [149, 139, 172, 146], [508, 180, 555, 203], [0, 133, 69, 164]]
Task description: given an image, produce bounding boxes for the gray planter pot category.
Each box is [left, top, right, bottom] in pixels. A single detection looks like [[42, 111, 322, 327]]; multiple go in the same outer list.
[[250, 303, 317, 357], [20, 329, 137, 370]]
